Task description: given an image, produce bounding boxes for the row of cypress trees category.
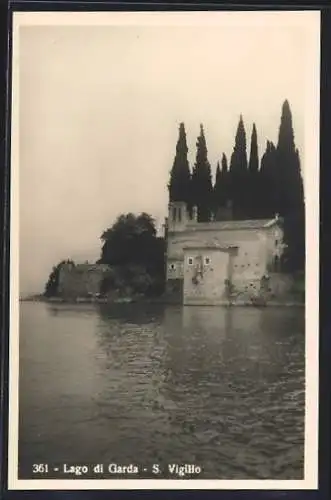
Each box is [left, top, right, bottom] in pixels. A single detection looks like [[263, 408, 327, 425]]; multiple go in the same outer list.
[[168, 100, 305, 271]]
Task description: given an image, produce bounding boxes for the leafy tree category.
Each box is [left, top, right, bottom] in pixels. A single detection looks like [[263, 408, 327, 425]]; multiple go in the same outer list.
[[168, 122, 191, 207], [229, 115, 248, 219], [191, 124, 213, 222], [99, 272, 116, 296], [99, 212, 165, 294], [44, 259, 74, 297]]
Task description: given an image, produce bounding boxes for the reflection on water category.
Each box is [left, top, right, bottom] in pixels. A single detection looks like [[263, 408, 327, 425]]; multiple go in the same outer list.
[[19, 302, 304, 479]]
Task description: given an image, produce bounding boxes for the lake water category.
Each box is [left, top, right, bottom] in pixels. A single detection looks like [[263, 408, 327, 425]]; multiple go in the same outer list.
[[18, 302, 305, 480]]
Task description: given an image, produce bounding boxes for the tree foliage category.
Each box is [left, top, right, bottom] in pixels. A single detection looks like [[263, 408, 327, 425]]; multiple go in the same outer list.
[[276, 100, 305, 216], [191, 124, 213, 222], [229, 115, 248, 219], [168, 122, 191, 207], [281, 207, 305, 272], [214, 153, 229, 212], [44, 259, 74, 297], [252, 101, 304, 271], [275, 100, 305, 271], [168, 100, 305, 271], [247, 123, 259, 218], [259, 140, 278, 218], [99, 213, 165, 295]]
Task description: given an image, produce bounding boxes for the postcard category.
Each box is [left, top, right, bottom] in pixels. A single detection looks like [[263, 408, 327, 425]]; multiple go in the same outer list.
[[7, 9, 320, 490]]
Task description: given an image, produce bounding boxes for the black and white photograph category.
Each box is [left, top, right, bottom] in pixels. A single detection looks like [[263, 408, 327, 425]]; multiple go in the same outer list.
[[8, 10, 320, 490]]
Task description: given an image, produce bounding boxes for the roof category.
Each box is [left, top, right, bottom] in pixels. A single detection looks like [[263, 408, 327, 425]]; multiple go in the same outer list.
[[183, 243, 238, 251], [185, 217, 281, 231]]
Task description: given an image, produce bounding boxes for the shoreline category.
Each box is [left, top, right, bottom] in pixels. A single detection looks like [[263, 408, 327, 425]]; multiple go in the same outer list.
[[20, 296, 305, 307]]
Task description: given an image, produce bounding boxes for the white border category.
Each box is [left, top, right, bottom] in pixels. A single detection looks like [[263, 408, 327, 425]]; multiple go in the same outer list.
[[8, 10, 320, 491]]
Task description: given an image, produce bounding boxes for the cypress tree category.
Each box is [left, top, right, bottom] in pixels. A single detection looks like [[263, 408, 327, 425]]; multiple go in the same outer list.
[[281, 151, 305, 272], [229, 115, 248, 219], [168, 122, 191, 206], [247, 123, 259, 218], [214, 153, 229, 213], [259, 140, 278, 218], [276, 100, 304, 215], [275, 100, 305, 271], [221, 152, 228, 174], [248, 124, 259, 174], [191, 124, 213, 222], [215, 161, 221, 182], [213, 161, 221, 214]]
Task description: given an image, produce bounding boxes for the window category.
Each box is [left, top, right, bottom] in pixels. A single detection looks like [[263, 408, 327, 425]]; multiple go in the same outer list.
[[188, 257, 193, 265], [204, 257, 211, 265], [169, 263, 176, 270], [275, 239, 279, 246], [178, 208, 182, 222]]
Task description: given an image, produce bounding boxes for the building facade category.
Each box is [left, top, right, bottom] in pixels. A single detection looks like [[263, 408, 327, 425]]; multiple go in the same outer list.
[[165, 201, 286, 305]]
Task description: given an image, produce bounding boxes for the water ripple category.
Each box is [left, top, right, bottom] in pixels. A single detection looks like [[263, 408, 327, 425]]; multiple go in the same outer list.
[[19, 303, 305, 479]]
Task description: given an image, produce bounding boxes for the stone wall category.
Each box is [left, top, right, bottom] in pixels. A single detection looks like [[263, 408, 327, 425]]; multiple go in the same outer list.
[[166, 219, 284, 292], [167, 227, 269, 282], [183, 249, 230, 305], [58, 263, 110, 298], [166, 259, 184, 280], [228, 272, 296, 304]]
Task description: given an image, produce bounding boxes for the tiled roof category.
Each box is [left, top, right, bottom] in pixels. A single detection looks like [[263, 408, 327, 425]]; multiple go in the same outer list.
[[186, 217, 280, 231], [183, 243, 238, 250]]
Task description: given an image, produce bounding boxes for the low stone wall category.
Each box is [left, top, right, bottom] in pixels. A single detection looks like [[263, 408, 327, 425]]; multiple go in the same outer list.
[[267, 272, 295, 296], [229, 272, 300, 305], [58, 264, 110, 298], [230, 277, 261, 299], [166, 274, 301, 306]]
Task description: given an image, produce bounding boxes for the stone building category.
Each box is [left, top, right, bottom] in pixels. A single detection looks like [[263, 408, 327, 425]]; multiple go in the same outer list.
[[58, 262, 110, 298], [165, 201, 287, 305]]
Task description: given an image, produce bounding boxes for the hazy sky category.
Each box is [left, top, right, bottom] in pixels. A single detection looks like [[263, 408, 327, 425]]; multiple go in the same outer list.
[[16, 12, 318, 294]]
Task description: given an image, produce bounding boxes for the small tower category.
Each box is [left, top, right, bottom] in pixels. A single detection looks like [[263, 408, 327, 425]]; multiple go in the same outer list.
[[167, 201, 189, 232]]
